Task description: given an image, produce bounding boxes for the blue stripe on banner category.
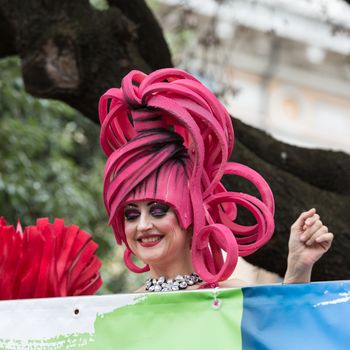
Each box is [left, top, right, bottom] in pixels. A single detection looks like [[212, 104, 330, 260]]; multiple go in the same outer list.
[[241, 281, 350, 350]]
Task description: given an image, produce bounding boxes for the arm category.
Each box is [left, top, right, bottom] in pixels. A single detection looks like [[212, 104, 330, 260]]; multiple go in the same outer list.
[[284, 208, 333, 284]]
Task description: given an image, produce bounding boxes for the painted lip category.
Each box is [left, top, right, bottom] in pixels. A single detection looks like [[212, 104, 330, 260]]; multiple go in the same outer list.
[[137, 234, 164, 248]]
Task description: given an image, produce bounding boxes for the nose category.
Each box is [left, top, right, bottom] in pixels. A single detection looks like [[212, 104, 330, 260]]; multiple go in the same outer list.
[[137, 212, 153, 232]]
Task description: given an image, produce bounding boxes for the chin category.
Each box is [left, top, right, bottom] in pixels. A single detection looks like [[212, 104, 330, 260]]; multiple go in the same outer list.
[[132, 239, 166, 263], [138, 251, 167, 266]]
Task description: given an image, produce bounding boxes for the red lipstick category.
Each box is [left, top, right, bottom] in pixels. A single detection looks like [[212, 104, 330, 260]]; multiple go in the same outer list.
[[138, 235, 163, 247]]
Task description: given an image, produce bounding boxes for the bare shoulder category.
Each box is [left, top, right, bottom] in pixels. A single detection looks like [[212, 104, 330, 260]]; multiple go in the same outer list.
[[218, 278, 250, 288]]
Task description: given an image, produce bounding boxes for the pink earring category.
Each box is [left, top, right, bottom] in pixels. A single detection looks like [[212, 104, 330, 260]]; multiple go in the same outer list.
[[123, 248, 150, 273]]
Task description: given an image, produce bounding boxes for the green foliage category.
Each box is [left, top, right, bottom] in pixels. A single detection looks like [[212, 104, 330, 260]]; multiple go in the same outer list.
[[0, 57, 144, 293], [89, 0, 109, 10]]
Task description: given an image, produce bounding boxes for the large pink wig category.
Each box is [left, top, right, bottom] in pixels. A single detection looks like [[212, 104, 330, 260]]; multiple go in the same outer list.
[[99, 68, 275, 284]]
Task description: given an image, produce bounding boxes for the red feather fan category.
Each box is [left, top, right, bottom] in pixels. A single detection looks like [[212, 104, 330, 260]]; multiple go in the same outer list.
[[0, 217, 102, 300]]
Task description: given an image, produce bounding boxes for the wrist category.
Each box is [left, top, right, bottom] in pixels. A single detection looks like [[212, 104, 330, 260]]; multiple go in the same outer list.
[[283, 267, 312, 284], [284, 256, 313, 284]]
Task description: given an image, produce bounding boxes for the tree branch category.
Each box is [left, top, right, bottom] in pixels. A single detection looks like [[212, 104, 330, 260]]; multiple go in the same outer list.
[[0, 0, 172, 120], [229, 119, 349, 280]]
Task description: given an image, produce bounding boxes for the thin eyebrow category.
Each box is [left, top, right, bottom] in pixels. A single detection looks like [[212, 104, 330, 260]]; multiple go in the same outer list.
[[126, 203, 138, 208], [147, 201, 158, 206]]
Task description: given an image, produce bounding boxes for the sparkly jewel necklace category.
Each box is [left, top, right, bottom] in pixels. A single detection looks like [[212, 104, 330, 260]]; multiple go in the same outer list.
[[145, 272, 202, 292]]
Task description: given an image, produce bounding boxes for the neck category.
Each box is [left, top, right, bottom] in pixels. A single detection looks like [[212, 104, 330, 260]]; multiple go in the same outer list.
[[148, 255, 194, 279]]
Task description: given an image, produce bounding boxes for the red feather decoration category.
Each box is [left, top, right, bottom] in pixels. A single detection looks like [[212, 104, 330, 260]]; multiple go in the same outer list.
[[0, 217, 102, 300]]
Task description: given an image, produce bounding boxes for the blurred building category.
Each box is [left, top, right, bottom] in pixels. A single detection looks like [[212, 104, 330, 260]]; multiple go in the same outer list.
[[155, 0, 350, 153], [153, 0, 350, 284]]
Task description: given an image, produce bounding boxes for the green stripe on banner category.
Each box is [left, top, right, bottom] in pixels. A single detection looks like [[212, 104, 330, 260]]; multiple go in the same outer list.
[[0, 288, 244, 350], [86, 289, 243, 350]]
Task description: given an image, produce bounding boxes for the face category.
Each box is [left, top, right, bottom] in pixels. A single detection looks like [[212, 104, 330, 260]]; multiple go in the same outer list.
[[124, 201, 191, 268]]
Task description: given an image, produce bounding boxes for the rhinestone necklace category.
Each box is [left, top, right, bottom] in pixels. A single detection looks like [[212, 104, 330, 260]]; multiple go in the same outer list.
[[145, 272, 202, 292]]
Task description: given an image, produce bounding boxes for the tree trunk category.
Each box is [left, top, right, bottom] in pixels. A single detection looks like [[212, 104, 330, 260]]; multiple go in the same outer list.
[[0, 0, 349, 280]]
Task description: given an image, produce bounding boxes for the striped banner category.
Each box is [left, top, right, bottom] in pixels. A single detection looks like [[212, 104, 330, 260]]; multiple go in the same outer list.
[[0, 281, 349, 349]]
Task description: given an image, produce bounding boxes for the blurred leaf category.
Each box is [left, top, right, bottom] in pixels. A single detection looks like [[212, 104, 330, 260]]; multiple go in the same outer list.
[[0, 57, 138, 293]]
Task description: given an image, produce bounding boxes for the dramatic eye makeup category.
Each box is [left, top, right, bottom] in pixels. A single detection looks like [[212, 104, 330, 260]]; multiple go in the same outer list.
[[124, 206, 140, 221], [124, 202, 170, 221], [149, 202, 170, 217]]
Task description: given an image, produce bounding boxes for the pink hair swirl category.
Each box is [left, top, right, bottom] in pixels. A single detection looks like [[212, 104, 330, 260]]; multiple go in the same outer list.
[[99, 68, 274, 284]]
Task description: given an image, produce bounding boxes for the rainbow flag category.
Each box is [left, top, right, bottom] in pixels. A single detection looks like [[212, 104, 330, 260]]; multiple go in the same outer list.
[[0, 281, 349, 349]]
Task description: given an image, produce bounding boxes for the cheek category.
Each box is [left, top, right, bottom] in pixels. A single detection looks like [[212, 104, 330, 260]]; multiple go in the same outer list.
[[124, 221, 135, 242], [158, 215, 189, 249], [158, 214, 181, 234]]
